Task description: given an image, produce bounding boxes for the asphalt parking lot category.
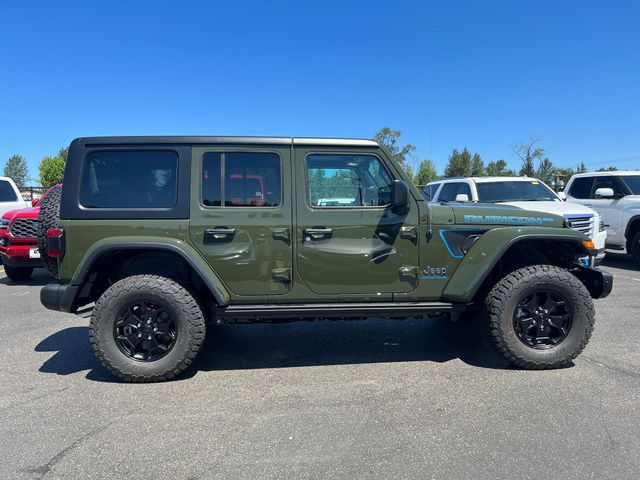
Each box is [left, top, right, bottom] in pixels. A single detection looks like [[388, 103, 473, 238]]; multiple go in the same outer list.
[[0, 253, 638, 480]]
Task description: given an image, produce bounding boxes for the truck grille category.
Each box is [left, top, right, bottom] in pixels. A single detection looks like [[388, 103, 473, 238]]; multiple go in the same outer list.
[[9, 218, 38, 238], [565, 215, 594, 239]]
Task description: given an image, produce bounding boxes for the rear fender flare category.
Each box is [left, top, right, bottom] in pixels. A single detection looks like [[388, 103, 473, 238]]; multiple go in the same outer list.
[[70, 236, 230, 306]]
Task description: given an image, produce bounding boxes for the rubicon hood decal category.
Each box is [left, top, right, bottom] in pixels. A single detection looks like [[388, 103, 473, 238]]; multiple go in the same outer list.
[[463, 214, 555, 225]]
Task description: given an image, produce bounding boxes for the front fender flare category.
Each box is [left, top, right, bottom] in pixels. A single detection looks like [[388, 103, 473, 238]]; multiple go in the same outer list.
[[442, 227, 590, 303]]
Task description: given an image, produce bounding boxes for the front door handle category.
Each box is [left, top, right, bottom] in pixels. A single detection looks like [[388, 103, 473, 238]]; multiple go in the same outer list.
[[204, 227, 237, 239], [303, 227, 333, 240]]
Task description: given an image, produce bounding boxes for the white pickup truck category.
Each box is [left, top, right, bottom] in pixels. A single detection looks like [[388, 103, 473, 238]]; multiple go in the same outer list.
[[0, 176, 28, 218], [564, 171, 640, 265], [423, 176, 607, 263]]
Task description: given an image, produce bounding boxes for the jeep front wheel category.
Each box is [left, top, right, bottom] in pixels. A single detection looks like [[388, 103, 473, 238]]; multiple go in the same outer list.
[[485, 265, 594, 369], [89, 275, 206, 382]]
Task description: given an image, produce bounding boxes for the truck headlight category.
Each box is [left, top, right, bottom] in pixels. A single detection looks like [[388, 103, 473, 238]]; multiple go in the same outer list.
[[0, 218, 9, 227]]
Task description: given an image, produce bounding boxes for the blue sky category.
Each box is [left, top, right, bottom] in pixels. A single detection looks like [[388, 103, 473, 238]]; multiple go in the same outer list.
[[1, 0, 639, 183]]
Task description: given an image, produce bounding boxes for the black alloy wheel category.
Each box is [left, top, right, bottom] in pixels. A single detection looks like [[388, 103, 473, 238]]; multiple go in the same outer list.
[[114, 300, 177, 361], [513, 290, 572, 349]]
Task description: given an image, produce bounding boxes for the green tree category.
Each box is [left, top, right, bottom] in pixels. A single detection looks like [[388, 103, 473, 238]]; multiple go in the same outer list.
[[444, 148, 472, 177], [374, 127, 416, 176], [597, 166, 618, 172], [485, 159, 515, 177], [414, 159, 437, 186], [576, 162, 588, 174], [513, 138, 545, 177], [3, 154, 29, 187], [38, 147, 68, 187], [470, 153, 484, 176], [536, 157, 555, 184]]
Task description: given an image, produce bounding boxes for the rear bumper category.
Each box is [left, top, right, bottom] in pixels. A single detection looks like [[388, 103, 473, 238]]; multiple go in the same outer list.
[[574, 266, 613, 299], [40, 283, 79, 313]]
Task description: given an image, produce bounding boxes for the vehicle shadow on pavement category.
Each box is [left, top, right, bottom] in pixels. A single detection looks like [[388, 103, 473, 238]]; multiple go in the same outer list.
[[0, 268, 52, 286], [190, 316, 516, 376], [601, 251, 639, 271], [34, 317, 545, 383], [35, 327, 117, 383]]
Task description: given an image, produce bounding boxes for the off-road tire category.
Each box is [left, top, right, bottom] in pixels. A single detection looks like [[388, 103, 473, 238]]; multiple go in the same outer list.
[[4, 265, 33, 280], [631, 231, 640, 266], [36, 186, 62, 277], [485, 265, 594, 369], [89, 275, 206, 382]]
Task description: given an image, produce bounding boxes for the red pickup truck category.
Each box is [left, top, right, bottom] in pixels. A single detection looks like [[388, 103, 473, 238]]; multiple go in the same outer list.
[[0, 185, 60, 280]]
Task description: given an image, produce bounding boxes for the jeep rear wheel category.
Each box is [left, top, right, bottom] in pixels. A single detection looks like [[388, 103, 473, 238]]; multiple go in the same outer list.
[[631, 231, 640, 266], [4, 265, 33, 281], [36, 185, 62, 277], [485, 265, 594, 369], [89, 275, 206, 382]]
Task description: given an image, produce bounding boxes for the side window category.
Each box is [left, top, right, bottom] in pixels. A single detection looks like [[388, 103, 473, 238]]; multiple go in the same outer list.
[[80, 151, 178, 208], [201, 152, 281, 207], [423, 183, 439, 201], [568, 177, 594, 199], [0, 180, 18, 202], [591, 176, 625, 198], [439, 182, 471, 202], [306, 154, 393, 207]]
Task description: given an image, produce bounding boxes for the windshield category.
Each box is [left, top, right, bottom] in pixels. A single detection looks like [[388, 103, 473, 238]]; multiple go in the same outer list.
[[476, 180, 558, 203], [621, 175, 640, 195]]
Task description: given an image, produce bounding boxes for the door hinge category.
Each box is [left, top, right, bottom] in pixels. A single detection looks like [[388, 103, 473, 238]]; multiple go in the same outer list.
[[271, 227, 290, 243], [399, 266, 419, 279], [272, 268, 291, 283], [400, 226, 418, 243]]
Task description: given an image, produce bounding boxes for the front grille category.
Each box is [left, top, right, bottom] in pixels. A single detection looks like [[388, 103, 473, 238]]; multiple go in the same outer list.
[[9, 218, 38, 238], [565, 215, 594, 239]]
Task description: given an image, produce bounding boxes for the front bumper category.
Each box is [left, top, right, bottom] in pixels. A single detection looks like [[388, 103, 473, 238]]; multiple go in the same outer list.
[[40, 283, 79, 313], [574, 266, 613, 299]]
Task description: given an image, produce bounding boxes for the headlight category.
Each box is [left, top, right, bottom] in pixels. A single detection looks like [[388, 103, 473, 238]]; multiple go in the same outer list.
[[0, 218, 9, 226]]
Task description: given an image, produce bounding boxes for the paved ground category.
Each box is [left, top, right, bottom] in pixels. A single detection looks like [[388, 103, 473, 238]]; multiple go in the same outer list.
[[0, 253, 638, 479]]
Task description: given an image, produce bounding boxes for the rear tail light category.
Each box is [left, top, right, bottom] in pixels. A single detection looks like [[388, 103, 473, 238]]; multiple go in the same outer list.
[[47, 228, 65, 257]]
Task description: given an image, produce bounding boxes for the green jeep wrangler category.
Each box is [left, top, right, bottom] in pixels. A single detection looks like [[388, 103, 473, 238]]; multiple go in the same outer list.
[[40, 136, 612, 382]]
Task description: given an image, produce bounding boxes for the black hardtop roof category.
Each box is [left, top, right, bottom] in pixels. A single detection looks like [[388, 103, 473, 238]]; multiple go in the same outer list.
[[72, 136, 379, 148]]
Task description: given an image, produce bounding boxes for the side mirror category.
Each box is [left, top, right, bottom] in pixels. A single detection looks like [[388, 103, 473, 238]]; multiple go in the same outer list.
[[455, 193, 470, 202], [31, 198, 38, 207], [557, 191, 566, 201], [391, 180, 410, 214], [594, 187, 615, 199]]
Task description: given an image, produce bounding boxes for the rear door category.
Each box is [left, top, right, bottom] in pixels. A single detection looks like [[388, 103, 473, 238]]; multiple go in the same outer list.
[[294, 147, 420, 295], [189, 146, 293, 297]]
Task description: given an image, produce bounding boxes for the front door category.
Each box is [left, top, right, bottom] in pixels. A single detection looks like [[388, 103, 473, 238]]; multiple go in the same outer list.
[[294, 148, 419, 295], [589, 176, 626, 244], [189, 146, 293, 297]]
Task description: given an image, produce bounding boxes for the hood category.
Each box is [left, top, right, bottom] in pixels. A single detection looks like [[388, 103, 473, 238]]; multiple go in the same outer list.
[[2, 205, 40, 221], [497, 200, 596, 216], [449, 203, 565, 227]]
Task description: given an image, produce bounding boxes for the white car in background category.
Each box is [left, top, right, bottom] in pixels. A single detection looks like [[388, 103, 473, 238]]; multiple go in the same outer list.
[[564, 171, 640, 265], [0, 176, 28, 218], [423, 176, 607, 263]]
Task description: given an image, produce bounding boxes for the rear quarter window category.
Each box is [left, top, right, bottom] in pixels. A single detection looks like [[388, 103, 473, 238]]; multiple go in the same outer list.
[[80, 151, 178, 208], [0, 180, 18, 202]]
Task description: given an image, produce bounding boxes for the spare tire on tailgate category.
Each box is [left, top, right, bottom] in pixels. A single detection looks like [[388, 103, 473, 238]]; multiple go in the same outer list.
[[37, 185, 62, 277]]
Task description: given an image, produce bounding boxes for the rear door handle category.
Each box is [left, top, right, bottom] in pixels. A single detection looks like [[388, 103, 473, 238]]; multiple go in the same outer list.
[[303, 227, 333, 240], [205, 227, 237, 239]]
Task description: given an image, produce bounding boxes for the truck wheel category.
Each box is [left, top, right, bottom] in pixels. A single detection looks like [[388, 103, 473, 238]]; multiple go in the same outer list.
[[4, 265, 33, 280], [631, 231, 640, 266], [89, 275, 206, 382], [36, 186, 62, 277], [485, 265, 594, 369]]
